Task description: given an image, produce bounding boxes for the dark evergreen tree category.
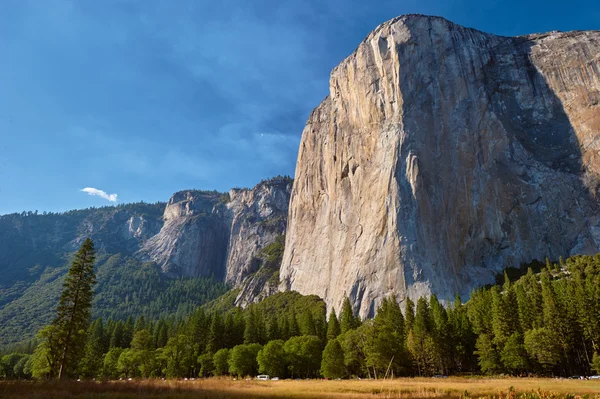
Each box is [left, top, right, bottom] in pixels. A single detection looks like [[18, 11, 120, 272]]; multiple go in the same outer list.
[[110, 322, 124, 349], [206, 312, 225, 353], [267, 315, 281, 342], [326, 309, 341, 341], [79, 318, 104, 378], [340, 297, 360, 334], [243, 309, 260, 344], [321, 339, 346, 379], [51, 238, 97, 379]]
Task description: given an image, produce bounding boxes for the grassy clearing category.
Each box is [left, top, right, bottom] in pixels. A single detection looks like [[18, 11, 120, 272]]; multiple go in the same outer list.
[[1, 377, 599, 399]]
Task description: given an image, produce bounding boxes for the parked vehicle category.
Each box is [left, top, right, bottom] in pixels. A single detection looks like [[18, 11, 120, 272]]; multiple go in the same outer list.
[[256, 375, 270, 381]]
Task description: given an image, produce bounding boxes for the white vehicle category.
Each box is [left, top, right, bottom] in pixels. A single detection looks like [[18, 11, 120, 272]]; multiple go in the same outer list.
[[256, 375, 270, 381]]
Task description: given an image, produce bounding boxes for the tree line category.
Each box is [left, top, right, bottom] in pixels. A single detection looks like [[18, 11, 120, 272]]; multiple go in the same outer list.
[[1, 239, 600, 380]]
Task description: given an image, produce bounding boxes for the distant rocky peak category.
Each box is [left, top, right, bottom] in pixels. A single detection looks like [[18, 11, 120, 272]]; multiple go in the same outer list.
[[163, 190, 224, 220]]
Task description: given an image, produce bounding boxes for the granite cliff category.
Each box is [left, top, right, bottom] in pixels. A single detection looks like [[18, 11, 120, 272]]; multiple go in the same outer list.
[[280, 15, 600, 318], [0, 177, 292, 344], [139, 177, 292, 285]]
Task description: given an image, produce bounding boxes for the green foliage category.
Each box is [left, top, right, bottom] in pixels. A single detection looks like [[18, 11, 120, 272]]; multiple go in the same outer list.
[[340, 297, 360, 334], [212, 348, 231, 376], [4, 252, 600, 381], [259, 235, 286, 270], [198, 353, 214, 377], [475, 334, 501, 375], [326, 309, 341, 341], [500, 333, 529, 375], [79, 319, 105, 378], [257, 340, 287, 377], [228, 343, 262, 377], [102, 347, 123, 380], [591, 352, 600, 373], [283, 335, 322, 378], [321, 339, 346, 379], [162, 334, 193, 378], [524, 328, 561, 371], [49, 238, 97, 379]]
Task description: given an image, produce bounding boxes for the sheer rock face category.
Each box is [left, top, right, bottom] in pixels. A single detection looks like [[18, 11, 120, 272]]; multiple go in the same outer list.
[[140, 191, 230, 278], [226, 179, 292, 285], [280, 15, 600, 318], [140, 179, 292, 283]]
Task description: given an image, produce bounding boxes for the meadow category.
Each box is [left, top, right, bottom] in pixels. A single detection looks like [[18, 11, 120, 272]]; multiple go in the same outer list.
[[1, 377, 599, 399]]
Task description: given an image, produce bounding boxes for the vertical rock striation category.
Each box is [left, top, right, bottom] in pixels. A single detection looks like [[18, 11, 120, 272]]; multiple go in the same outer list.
[[139, 178, 292, 284], [280, 15, 600, 318], [225, 178, 292, 286]]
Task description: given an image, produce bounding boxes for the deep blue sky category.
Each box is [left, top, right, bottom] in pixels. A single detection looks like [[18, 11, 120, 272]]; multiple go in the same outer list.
[[1, 0, 598, 214]]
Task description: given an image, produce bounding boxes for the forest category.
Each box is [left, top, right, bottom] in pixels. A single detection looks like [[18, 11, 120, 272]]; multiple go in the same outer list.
[[1, 253, 600, 380]]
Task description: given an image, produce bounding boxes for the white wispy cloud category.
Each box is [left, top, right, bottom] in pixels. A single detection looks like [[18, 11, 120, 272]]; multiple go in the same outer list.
[[81, 187, 118, 202]]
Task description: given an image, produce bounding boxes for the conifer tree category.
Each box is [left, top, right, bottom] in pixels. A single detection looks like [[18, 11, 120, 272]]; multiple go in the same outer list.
[[340, 297, 360, 334], [321, 339, 346, 379], [300, 311, 317, 336], [122, 317, 134, 348], [404, 297, 415, 337], [79, 318, 104, 378], [110, 322, 124, 349], [134, 316, 146, 334], [448, 294, 476, 372], [326, 309, 341, 341], [288, 309, 300, 337], [429, 295, 451, 375], [51, 238, 97, 379], [243, 309, 260, 344], [207, 312, 225, 353]]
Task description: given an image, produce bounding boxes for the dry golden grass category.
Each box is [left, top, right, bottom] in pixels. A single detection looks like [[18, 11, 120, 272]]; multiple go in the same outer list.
[[1, 377, 599, 399]]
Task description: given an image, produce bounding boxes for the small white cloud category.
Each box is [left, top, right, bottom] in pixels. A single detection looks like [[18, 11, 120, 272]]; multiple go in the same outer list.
[[81, 187, 118, 203]]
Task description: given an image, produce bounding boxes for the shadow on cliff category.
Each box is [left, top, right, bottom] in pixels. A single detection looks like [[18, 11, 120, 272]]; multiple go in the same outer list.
[[489, 37, 584, 175], [395, 30, 599, 302], [480, 34, 599, 263]]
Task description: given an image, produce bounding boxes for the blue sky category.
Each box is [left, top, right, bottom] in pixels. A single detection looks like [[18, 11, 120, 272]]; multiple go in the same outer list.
[[0, 0, 598, 214]]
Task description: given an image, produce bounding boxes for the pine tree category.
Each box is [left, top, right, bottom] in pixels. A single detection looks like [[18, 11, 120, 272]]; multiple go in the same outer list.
[[243, 309, 260, 344], [326, 309, 341, 341], [79, 318, 104, 378], [491, 275, 519, 348], [110, 322, 124, 349], [267, 315, 281, 342], [288, 309, 300, 337], [321, 339, 346, 379], [207, 312, 225, 353], [404, 297, 415, 337], [134, 316, 147, 333], [517, 268, 543, 331], [300, 311, 317, 336], [501, 333, 529, 375], [51, 238, 97, 379], [409, 297, 436, 376], [340, 297, 360, 334], [448, 294, 476, 372], [122, 317, 134, 348], [429, 295, 451, 375]]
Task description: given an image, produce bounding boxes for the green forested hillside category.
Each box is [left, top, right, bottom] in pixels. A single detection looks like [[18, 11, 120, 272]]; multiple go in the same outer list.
[[3, 254, 599, 380], [0, 203, 229, 346], [0, 253, 229, 346]]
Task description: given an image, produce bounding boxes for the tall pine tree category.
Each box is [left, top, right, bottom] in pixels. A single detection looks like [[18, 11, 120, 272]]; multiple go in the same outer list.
[[53, 238, 97, 379]]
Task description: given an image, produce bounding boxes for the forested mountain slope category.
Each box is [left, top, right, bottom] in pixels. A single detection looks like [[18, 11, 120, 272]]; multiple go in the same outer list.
[[0, 177, 292, 346]]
